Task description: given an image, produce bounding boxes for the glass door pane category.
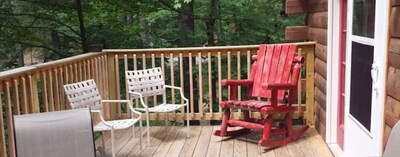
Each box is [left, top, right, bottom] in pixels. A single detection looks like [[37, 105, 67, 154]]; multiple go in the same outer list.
[[352, 0, 376, 38]]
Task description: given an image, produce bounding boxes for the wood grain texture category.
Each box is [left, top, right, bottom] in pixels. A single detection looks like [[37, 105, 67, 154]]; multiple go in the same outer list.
[[315, 102, 327, 126], [314, 115, 326, 141], [388, 52, 400, 69], [393, 0, 400, 6], [315, 88, 326, 111], [315, 73, 326, 95], [391, 7, 400, 38], [285, 26, 309, 41], [315, 43, 327, 62], [97, 126, 334, 157], [387, 66, 400, 100], [315, 58, 327, 79], [308, 0, 328, 13], [307, 12, 328, 29], [286, 0, 309, 14], [385, 96, 400, 128], [389, 38, 400, 55], [308, 28, 328, 45], [383, 124, 392, 151]]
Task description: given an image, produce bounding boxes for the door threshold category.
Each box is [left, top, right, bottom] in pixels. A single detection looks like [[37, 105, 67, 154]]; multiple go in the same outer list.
[[328, 143, 344, 157]]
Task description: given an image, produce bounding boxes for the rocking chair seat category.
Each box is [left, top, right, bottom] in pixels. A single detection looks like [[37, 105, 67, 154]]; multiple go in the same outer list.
[[220, 100, 295, 114], [135, 103, 186, 113]]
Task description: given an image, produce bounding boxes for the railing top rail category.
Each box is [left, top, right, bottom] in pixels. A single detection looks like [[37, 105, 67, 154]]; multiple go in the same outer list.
[[0, 66, 37, 80], [0, 52, 105, 80], [34, 52, 105, 69], [102, 41, 316, 53]]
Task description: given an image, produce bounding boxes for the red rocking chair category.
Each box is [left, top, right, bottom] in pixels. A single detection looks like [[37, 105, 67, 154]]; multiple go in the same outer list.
[[214, 44, 309, 148]]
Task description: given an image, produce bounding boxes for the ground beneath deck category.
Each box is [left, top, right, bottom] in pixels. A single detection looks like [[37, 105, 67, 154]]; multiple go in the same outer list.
[[95, 125, 333, 157]]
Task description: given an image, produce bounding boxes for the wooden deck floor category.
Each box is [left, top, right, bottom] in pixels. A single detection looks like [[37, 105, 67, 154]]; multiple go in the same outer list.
[[96, 125, 333, 157]]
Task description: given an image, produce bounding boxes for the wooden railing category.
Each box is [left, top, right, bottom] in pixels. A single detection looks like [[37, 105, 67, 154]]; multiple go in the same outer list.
[[0, 42, 315, 157]]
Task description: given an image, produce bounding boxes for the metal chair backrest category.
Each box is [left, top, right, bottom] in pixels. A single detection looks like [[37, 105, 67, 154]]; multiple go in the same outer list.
[[249, 44, 298, 100], [14, 109, 95, 157], [125, 67, 166, 98], [63, 79, 102, 110]]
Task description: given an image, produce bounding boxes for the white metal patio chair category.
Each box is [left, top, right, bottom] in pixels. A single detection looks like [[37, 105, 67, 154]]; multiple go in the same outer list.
[[14, 109, 97, 157], [63, 79, 142, 157], [125, 67, 190, 145]]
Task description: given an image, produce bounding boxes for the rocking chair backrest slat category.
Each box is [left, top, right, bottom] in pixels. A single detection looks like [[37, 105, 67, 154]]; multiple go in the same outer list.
[[251, 44, 297, 99], [63, 79, 102, 110], [125, 67, 165, 98]]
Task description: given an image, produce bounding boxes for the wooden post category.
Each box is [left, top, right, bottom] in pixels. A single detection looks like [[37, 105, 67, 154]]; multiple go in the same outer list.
[[304, 45, 315, 125], [107, 53, 118, 119], [29, 74, 40, 113]]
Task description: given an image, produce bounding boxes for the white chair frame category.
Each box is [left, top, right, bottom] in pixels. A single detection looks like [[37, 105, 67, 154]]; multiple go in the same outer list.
[[64, 79, 142, 157], [125, 67, 190, 145]]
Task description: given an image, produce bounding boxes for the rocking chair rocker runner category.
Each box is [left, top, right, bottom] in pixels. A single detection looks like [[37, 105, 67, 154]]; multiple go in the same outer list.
[[214, 44, 309, 148]]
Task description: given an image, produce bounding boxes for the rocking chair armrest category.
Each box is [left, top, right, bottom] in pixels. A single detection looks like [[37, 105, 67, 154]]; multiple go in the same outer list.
[[262, 83, 297, 90], [128, 91, 149, 109], [221, 79, 253, 86], [165, 85, 189, 103]]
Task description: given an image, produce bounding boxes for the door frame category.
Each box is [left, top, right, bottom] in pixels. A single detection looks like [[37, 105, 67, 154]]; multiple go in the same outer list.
[[342, 0, 389, 156], [326, 0, 343, 155], [327, 0, 389, 156]]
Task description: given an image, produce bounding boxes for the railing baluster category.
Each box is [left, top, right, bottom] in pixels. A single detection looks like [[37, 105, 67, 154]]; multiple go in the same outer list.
[[115, 54, 121, 118], [142, 54, 148, 108], [0, 84, 6, 157], [74, 63, 78, 82], [179, 53, 184, 113], [170, 53, 175, 105], [54, 69, 60, 111], [198, 52, 203, 118], [4, 81, 16, 157], [237, 51, 241, 101], [41, 71, 49, 112], [208, 52, 213, 114], [28, 74, 39, 113], [48, 70, 54, 111], [218, 51, 222, 117], [152, 54, 157, 107], [12, 79, 20, 115], [20, 77, 28, 114], [297, 48, 302, 119], [133, 54, 138, 108], [59, 67, 65, 110], [124, 54, 130, 117], [189, 53, 194, 117], [160, 53, 165, 107], [227, 51, 231, 100]]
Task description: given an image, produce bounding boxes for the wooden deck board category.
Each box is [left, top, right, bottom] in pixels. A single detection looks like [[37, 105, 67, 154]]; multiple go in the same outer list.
[[192, 126, 213, 157], [96, 125, 333, 157], [166, 127, 189, 157], [206, 126, 222, 157]]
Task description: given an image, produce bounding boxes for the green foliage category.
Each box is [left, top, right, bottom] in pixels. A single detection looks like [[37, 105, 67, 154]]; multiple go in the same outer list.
[[0, 0, 303, 70]]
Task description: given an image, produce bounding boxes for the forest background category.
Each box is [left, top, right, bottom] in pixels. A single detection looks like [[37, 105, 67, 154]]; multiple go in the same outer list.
[[0, 0, 304, 70]]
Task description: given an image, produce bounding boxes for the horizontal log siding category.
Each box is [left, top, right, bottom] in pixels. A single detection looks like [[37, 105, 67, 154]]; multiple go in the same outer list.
[[384, 5, 400, 151]]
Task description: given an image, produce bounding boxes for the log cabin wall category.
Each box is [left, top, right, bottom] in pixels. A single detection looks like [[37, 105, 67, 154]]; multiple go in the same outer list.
[[285, 0, 328, 140], [384, 0, 400, 150]]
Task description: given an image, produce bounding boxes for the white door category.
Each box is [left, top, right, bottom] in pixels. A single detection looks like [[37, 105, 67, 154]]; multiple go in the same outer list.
[[344, 0, 388, 156]]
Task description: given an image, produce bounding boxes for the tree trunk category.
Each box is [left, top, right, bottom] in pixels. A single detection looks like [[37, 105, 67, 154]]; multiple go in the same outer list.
[[139, 13, 152, 48], [206, 0, 219, 124], [75, 0, 87, 53], [178, 1, 197, 124]]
